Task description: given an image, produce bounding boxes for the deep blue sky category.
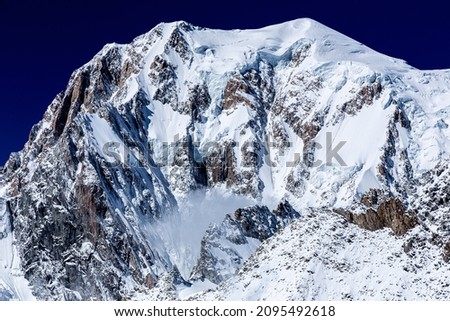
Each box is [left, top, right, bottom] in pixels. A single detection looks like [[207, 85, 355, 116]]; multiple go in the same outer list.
[[0, 0, 448, 165]]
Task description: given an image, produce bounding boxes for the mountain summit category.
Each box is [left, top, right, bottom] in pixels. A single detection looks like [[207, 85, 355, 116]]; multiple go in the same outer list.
[[1, 18, 450, 300]]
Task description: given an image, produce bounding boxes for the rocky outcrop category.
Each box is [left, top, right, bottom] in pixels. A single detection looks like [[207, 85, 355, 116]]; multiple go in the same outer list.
[[149, 55, 179, 109], [335, 198, 417, 236], [189, 215, 252, 284], [183, 83, 211, 120], [165, 24, 193, 64], [2, 42, 178, 300], [443, 242, 450, 263], [7, 146, 164, 300], [234, 201, 301, 241], [190, 201, 300, 284], [222, 75, 252, 110], [340, 81, 382, 115]]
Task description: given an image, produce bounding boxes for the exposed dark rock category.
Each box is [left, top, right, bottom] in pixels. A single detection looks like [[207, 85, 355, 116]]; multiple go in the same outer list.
[[203, 141, 236, 186], [290, 43, 312, 66], [360, 189, 380, 207], [183, 83, 211, 120], [341, 82, 382, 115], [443, 242, 450, 263], [234, 200, 300, 241], [335, 199, 417, 236], [393, 107, 411, 129], [403, 239, 414, 253], [165, 27, 193, 64], [222, 75, 252, 110], [190, 201, 300, 284], [149, 55, 179, 109]]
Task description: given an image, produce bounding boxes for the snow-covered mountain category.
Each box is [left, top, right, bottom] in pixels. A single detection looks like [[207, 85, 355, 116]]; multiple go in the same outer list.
[[1, 18, 450, 300]]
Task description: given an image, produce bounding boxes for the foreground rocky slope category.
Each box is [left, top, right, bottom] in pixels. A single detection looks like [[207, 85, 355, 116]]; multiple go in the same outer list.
[[1, 18, 450, 300], [195, 209, 450, 300]]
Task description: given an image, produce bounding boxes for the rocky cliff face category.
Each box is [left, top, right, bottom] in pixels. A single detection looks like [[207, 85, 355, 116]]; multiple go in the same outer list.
[[190, 201, 300, 284], [1, 18, 450, 300]]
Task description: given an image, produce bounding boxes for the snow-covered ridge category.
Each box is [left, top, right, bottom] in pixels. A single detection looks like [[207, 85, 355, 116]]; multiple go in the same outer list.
[[132, 18, 409, 73], [1, 18, 450, 300], [195, 210, 450, 300]]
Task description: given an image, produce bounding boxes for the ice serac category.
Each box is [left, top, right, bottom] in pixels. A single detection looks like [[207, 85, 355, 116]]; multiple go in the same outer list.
[[1, 18, 450, 300]]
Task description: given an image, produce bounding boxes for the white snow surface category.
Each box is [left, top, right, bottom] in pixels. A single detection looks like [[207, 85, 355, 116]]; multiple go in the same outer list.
[[195, 210, 450, 300]]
